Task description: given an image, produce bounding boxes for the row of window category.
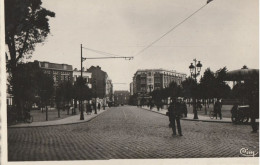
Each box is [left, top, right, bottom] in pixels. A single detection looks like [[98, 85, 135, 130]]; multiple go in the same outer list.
[[138, 71, 186, 77]]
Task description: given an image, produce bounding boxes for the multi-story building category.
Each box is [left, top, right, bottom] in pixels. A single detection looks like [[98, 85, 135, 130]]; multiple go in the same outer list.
[[114, 90, 130, 105], [87, 66, 112, 98], [73, 68, 92, 88], [106, 78, 113, 101], [130, 82, 134, 96], [132, 69, 186, 94], [36, 60, 73, 87]]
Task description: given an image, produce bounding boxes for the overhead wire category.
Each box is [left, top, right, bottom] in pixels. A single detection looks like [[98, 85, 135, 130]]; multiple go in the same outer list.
[[134, 2, 210, 57], [82, 47, 124, 57]]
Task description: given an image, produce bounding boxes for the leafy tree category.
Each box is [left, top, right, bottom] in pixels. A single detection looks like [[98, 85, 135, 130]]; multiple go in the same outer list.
[[199, 68, 216, 100], [74, 77, 92, 119], [55, 85, 63, 118], [36, 72, 54, 121], [9, 62, 39, 117], [5, 0, 55, 115], [181, 77, 198, 99], [161, 88, 169, 103], [214, 67, 231, 99], [5, 0, 55, 67], [8, 62, 53, 120], [151, 89, 162, 103], [181, 77, 199, 118], [168, 81, 182, 99], [74, 77, 92, 101]]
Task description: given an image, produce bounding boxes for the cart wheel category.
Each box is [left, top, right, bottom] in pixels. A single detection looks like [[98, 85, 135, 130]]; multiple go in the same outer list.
[[241, 116, 249, 123], [231, 115, 237, 123]]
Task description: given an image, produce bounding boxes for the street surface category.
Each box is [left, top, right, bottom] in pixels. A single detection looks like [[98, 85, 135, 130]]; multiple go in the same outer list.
[[8, 106, 259, 161]]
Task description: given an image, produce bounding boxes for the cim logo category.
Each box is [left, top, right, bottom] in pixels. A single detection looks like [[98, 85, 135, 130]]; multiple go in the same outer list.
[[240, 148, 258, 157]]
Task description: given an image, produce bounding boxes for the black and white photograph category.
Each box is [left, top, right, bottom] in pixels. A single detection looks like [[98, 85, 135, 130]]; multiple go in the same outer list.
[[1, 0, 259, 164]]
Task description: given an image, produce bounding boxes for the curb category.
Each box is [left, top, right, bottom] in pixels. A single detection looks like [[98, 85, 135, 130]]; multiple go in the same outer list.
[[8, 109, 109, 128], [181, 118, 232, 123], [139, 107, 233, 124]]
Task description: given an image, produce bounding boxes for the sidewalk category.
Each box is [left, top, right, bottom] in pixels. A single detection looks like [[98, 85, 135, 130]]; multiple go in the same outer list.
[[8, 109, 109, 128], [141, 106, 233, 123]]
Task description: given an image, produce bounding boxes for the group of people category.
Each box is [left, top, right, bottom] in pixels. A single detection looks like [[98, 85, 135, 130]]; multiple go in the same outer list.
[[167, 97, 258, 136], [86, 102, 102, 115]]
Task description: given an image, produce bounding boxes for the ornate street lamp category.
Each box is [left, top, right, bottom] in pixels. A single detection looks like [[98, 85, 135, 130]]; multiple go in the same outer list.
[[189, 59, 202, 119]]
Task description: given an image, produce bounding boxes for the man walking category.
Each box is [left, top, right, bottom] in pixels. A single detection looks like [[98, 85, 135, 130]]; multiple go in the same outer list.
[[214, 99, 222, 119], [98, 102, 101, 111], [181, 99, 188, 117], [168, 98, 183, 136]]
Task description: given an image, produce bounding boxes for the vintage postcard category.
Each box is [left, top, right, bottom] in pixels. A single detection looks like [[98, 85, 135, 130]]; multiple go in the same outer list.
[[1, 0, 259, 165]]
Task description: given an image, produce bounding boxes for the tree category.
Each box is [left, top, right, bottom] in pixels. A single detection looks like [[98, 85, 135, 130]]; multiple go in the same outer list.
[[199, 68, 216, 114], [5, 0, 55, 116], [7, 62, 53, 120], [199, 68, 216, 100], [168, 81, 182, 99], [151, 89, 162, 104], [36, 72, 54, 121], [55, 85, 63, 118], [181, 77, 198, 119], [181, 77, 198, 99], [74, 77, 92, 120], [214, 67, 231, 99], [5, 0, 55, 66], [9, 62, 40, 118]]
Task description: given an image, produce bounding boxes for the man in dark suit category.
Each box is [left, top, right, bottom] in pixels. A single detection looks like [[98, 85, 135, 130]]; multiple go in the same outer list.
[[168, 98, 183, 136]]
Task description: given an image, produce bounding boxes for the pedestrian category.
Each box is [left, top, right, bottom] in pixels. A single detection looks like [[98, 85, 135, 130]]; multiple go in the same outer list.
[[93, 101, 97, 114], [249, 90, 259, 133], [197, 100, 202, 111], [168, 98, 183, 136], [86, 102, 92, 115], [150, 102, 154, 110], [98, 103, 101, 111], [156, 103, 160, 111], [214, 98, 222, 119], [181, 99, 188, 117]]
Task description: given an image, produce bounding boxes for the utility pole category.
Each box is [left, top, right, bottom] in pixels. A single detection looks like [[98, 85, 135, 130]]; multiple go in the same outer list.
[[80, 44, 84, 120], [80, 45, 134, 117]]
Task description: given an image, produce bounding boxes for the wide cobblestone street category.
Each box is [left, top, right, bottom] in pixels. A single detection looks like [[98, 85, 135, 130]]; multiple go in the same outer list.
[[8, 106, 259, 161]]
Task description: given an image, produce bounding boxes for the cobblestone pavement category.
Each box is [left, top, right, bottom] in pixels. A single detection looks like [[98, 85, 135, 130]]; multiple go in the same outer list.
[[8, 106, 259, 161]]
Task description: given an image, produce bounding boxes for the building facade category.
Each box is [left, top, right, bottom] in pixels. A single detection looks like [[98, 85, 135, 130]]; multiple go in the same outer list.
[[106, 78, 113, 102], [114, 90, 130, 105], [73, 68, 92, 88], [130, 82, 134, 96], [36, 60, 73, 87], [132, 69, 187, 94], [87, 66, 113, 99]]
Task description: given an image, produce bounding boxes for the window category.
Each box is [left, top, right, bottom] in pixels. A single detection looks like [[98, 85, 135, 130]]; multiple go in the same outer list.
[[154, 78, 160, 83], [141, 78, 146, 84]]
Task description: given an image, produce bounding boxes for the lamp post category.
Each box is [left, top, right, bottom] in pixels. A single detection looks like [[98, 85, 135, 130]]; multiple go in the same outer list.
[[80, 44, 86, 120], [189, 59, 202, 119]]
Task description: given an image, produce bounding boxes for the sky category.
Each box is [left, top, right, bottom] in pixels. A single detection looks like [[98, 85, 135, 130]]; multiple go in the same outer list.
[[28, 0, 259, 91]]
